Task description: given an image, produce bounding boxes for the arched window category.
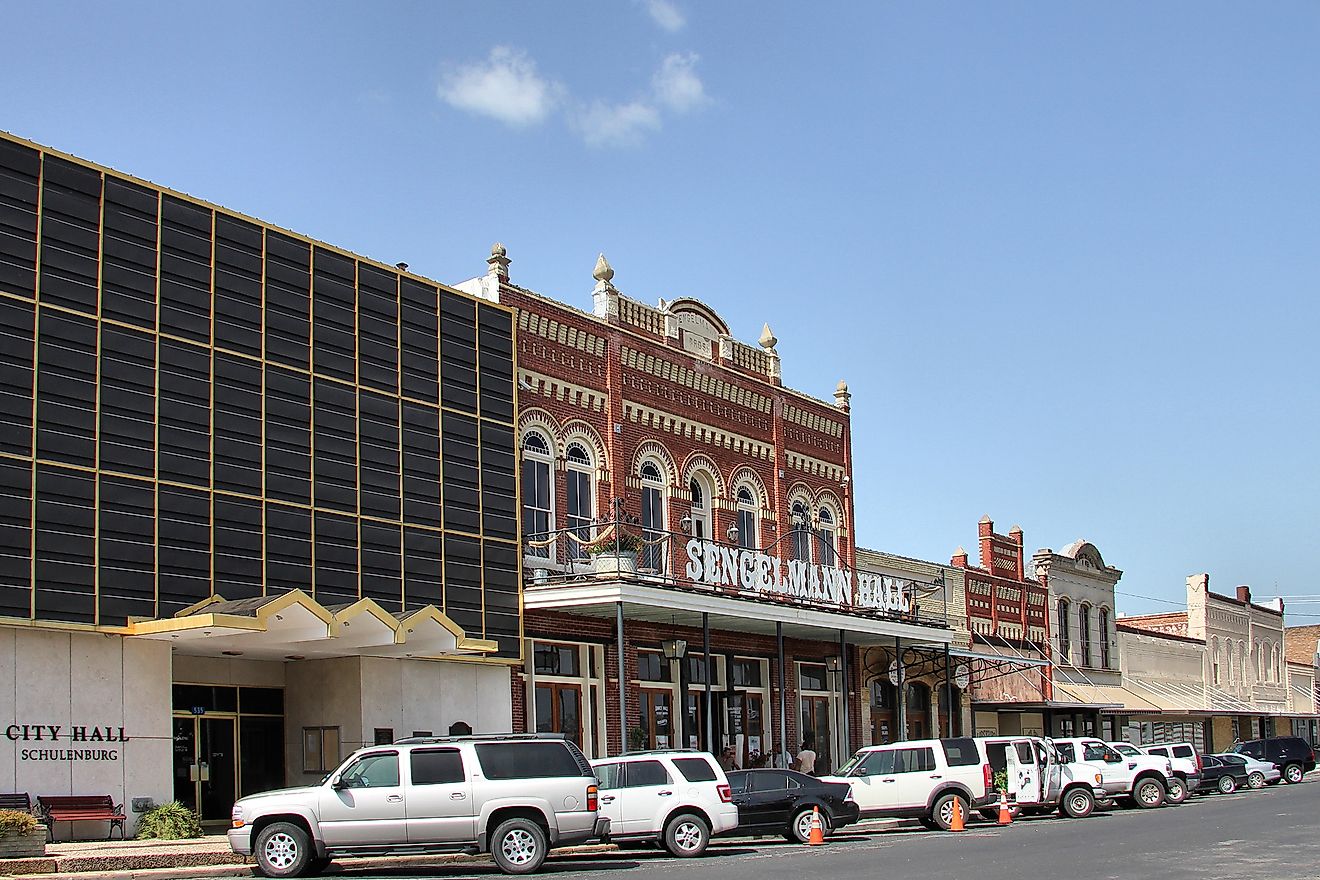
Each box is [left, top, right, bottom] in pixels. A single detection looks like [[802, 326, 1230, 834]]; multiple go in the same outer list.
[[565, 442, 594, 559], [689, 474, 713, 540], [1271, 644, 1279, 682], [522, 431, 554, 558], [1079, 604, 1092, 668], [905, 681, 932, 740], [1057, 599, 1071, 663], [639, 460, 667, 573], [735, 486, 758, 550], [1239, 641, 1247, 689], [1098, 608, 1110, 669], [816, 506, 837, 566], [938, 682, 962, 737], [1257, 643, 1265, 683], [1211, 637, 1220, 685], [1227, 641, 1236, 686], [790, 500, 812, 561]]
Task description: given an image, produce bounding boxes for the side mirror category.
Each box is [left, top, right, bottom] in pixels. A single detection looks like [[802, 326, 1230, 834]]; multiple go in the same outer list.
[[1104, 755, 1121, 764], [854, 767, 869, 778], [331, 776, 347, 790]]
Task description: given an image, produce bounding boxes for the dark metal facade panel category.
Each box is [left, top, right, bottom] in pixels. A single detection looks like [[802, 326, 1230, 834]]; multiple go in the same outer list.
[[0, 133, 521, 657]]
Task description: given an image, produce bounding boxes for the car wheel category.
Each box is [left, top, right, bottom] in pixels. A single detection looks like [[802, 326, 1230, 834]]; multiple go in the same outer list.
[[254, 822, 312, 879], [664, 813, 710, 857], [1283, 763, 1304, 784], [1133, 778, 1165, 809], [1061, 788, 1095, 819], [491, 818, 548, 875], [787, 807, 829, 843], [1217, 775, 1237, 794], [978, 808, 998, 822], [931, 793, 968, 831], [1165, 777, 1189, 805], [1248, 772, 1266, 789], [918, 817, 939, 831]]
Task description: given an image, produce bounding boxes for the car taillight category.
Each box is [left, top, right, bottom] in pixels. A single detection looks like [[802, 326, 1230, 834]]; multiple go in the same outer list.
[[983, 763, 992, 791], [1094, 773, 1102, 785], [1195, 752, 1203, 772], [717, 785, 732, 803], [586, 784, 598, 812]]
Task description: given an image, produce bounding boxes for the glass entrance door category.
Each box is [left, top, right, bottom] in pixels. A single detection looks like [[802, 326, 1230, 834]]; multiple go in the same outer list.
[[173, 716, 238, 822], [800, 695, 832, 775]]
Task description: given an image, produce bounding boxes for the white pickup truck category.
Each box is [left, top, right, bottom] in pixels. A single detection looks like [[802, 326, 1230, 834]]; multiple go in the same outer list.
[[1052, 737, 1173, 809], [978, 736, 1110, 819]]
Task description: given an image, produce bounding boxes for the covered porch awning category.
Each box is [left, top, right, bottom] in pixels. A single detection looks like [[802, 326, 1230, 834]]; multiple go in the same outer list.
[[127, 590, 498, 659], [1051, 681, 1158, 713], [523, 580, 952, 647]]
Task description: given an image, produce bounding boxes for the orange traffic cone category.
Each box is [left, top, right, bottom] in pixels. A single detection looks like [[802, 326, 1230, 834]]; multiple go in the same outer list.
[[997, 790, 1012, 826], [807, 805, 826, 846], [948, 795, 965, 832]]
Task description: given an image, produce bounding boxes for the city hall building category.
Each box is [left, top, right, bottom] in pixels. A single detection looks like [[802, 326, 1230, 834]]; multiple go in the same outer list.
[[452, 247, 955, 774], [0, 133, 521, 831]]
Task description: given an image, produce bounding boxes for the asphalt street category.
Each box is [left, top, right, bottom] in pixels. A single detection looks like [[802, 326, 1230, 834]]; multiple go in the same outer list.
[[327, 777, 1320, 880]]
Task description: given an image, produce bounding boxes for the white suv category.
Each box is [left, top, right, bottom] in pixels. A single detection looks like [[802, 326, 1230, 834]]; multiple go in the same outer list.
[[1138, 743, 1203, 798], [1110, 742, 1187, 804], [1052, 737, 1172, 808], [824, 737, 995, 831], [589, 751, 738, 857]]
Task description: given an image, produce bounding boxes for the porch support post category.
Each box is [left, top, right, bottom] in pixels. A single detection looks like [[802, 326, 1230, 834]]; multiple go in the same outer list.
[[703, 612, 713, 751], [777, 621, 787, 768], [944, 643, 953, 737], [895, 636, 906, 738], [616, 601, 627, 756], [838, 628, 849, 761]]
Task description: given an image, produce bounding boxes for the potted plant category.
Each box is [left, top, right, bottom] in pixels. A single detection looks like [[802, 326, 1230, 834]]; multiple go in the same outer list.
[[0, 809, 45, 859], [589, 530, 642, 578], [992, 769, 1009, 793], [628, 726, 649, 752]]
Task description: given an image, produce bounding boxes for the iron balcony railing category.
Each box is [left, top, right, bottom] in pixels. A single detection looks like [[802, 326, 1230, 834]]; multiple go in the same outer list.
[[523, 519, 952, 629]]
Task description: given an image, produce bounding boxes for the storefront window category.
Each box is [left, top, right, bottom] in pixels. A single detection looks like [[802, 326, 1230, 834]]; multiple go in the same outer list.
[[730, 657, 763, 687], [535, 682, 582, 746], [637, 649, 670, 682], [799, 663, 828, 692], [687, 654, 715, 685], [534, 642, 580, 677]]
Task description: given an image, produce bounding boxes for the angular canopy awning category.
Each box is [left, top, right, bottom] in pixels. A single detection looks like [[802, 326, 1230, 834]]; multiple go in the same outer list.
[[1051, 681, 1158, 713], [127, 590, 497, 659]]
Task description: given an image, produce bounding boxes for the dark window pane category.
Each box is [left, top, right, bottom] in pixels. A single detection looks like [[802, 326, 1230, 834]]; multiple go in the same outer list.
[[411, 749, 465, 785], [474, 742, 591, 780]]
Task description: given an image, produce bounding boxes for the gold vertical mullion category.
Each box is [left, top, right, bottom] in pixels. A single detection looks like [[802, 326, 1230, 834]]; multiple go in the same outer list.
[[395, 272, 404, 611], [28, 153, 44, 620], [208, 207, 217, 603], [92, 167, 106, 625], [474, 301, 485, 638], [308, 246, 316, 602], [512, 313, 524, 663], [353, 258, 362, 604], [435, 286, 445, 615], [259, 227, 267, 597], [152, 191, 162, 619]]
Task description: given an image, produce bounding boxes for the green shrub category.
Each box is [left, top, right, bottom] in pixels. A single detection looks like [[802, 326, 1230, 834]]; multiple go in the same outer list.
[[0, 809, 38, 835], [992, 769, 1009, 792], [136, 802, 203, 840]]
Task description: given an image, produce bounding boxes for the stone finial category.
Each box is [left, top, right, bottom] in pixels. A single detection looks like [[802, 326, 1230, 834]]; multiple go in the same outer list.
[[759, 323, 778, 350], [833, 379, 851, 411], [979, 514, 993, 524], [1009, 524, 1023, 535], [487, 242, 510, 281], [593, 253, 615, 284]]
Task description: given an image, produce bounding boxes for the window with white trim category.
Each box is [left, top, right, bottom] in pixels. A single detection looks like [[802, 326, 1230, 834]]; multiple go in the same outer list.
[[565, 442, 594, 559], [689, 475, 713, 541], [735, 486, 758, 550], [816, 506, 837, 566], [522, 431, 553, 558], [790, 500, 811, 561], [640, 460, 667, 573]]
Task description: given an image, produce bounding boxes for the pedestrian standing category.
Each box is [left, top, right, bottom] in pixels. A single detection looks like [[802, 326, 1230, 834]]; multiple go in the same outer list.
[[795, 735, 817, 775]]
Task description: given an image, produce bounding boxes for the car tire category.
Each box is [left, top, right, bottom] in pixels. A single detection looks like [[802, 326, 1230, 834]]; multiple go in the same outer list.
[[1165, 777, 1189, 805], [304, 857, 331, 877], [1133, 778, 1166, 809], [918, 817, 940, 831], [1217, 775, 1237, 794], [1061, 787, 1095, 819], [664, 813, 710, 857], [931, 793, 968, 831], [1248, 772, 1266, 789], [1283, 763, 1304, 784], [490, 818, 548, 875], [254, 822, 312, 879], [786, 807, 829, 844]]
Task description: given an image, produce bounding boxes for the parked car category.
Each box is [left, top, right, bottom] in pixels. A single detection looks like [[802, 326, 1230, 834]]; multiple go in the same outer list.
[[1051, 738, 1172, 808], [977, 736, 1110, 820], [228, 734, 607, 878], [1137, 742, 1203, 800], [1196, 754, 1250, 794], [724, 769, 858, 842], [589, 751, 737, 857], [1110, 742, 1189, 804], [1212, 753, 1280, 789], [1229, 736, 1316, 785], [823, 737, 994, 831]]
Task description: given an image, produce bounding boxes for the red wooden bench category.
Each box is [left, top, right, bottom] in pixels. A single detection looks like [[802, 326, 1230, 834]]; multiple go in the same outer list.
[[37, 795, 125, 841], [0, 792, 32, 812]]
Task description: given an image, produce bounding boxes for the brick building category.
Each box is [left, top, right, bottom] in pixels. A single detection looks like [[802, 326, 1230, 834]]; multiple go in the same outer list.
[[453, 247, 953, 772]]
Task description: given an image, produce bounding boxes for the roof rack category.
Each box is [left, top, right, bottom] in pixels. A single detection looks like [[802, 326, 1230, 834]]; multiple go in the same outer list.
[[615, 748, 708, 757], [393, 733, 567, 745]]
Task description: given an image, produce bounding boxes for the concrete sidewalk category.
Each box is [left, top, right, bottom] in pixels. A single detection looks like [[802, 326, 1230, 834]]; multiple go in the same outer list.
[[0, 819, 903, 880]]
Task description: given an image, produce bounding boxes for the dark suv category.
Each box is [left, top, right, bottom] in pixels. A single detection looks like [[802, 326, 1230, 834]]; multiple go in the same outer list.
[[1230, 736, 1316, 785]]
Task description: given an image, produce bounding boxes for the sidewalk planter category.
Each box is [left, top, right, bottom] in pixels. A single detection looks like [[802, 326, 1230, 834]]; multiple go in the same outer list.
[[0, 815, 46, 859]]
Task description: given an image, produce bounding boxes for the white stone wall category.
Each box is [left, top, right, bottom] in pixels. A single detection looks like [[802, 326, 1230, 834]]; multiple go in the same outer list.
[[0, 626, 172, 836], [1118, 626, 1205, 685], [1032, 545, 1121, 684]]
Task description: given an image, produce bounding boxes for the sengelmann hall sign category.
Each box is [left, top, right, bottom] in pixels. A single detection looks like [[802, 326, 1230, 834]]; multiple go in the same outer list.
[[683, 539, 914, 614], [6, 724, 130, 761]]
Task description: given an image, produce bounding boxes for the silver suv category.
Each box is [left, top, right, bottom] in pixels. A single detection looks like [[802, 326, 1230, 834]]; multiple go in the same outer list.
[[228, 734, 607, 877]]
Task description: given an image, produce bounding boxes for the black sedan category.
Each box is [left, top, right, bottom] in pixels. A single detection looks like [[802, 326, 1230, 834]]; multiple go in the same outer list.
[[1195, 754, 1251, 794], [725, 769, 859, 843]]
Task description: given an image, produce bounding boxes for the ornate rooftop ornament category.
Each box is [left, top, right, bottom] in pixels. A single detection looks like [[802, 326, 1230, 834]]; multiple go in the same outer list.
[[593, 253, 615, 284]]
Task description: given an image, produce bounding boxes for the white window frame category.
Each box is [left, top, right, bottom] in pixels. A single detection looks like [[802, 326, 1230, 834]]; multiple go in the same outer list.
[[735, 485, 758, 550], [689, 473, 714, 541], [639, 459, 668, 574], [564, 442, 595, 560], [522, 431, 555, 559]]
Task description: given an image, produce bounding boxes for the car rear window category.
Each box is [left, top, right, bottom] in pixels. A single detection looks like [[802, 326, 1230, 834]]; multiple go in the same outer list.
[[475, 742, 591, 779], [941, 737, 980, 766], [1148, 746, 1168, 757], [673, 757, 719, 782], [410, 749, 465, 785], [625, 760, 672, 787]]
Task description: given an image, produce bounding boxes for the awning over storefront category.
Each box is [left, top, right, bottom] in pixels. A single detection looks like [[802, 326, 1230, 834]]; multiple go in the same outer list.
[[1124, 678, 1211, 714], [127, 590, 497, 659], [1051, 681, 1157, 713], [1290, 683, 1318, 717], [524, 580, 952, 647]]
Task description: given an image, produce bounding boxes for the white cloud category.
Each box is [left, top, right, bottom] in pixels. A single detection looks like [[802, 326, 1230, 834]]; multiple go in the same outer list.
[[437, 46, 562, 128], [574, 100, 663, 148], [643, 0, 686, 32], [651, 52, 708, 114]]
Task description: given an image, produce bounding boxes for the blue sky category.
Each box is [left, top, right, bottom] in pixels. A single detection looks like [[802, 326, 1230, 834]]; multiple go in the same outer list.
[[4, 1, 1318, 617]]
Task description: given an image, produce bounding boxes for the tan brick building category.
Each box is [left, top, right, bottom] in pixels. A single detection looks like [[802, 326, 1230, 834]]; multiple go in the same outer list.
[[453, 247, 954, 772]]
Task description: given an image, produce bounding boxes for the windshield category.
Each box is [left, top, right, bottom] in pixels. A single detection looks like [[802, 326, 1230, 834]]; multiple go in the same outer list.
[[836, 752, 865, 777]]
